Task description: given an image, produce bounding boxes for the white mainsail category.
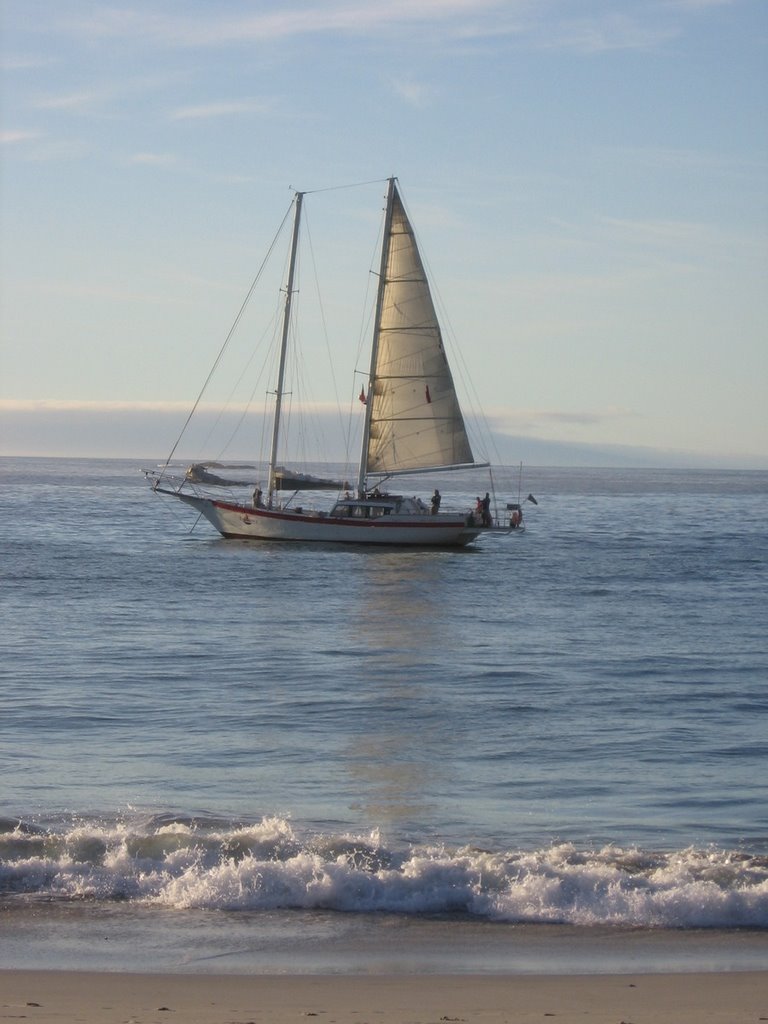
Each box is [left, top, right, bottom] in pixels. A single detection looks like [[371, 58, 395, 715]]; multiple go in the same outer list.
[[364, 182, 475, 479]]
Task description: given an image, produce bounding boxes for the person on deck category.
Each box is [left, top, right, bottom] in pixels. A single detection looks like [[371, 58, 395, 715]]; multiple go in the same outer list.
[[481, 492, 492, 527], [431, 489, 441, 514]]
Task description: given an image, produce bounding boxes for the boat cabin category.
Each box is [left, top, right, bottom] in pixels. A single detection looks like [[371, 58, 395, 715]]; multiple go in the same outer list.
[[329, 494, 430, 519]]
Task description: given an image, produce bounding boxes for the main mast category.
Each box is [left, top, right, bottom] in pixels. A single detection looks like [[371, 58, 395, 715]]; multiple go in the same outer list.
[[267, 190, 303, 508], [356, 177, 396, 497]]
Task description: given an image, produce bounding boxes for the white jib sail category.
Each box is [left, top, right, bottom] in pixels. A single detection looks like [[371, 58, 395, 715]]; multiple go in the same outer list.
[[365, 185, 475, 476]]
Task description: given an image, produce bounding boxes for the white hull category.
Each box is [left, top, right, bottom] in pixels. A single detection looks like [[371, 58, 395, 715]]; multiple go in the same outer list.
[[177, 494, 482, 547]]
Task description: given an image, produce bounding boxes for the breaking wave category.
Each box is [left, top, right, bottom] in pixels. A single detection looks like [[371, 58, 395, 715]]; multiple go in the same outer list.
[[2, 814, 767, 928]]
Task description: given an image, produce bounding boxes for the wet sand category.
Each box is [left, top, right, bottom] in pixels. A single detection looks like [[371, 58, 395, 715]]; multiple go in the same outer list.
[[1, 970, 767, 1024]]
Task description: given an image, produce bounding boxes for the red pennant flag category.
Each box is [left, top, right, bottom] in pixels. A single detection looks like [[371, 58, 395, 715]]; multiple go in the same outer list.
[[359, 388, 367, 405], [425, 385, 432, 404]]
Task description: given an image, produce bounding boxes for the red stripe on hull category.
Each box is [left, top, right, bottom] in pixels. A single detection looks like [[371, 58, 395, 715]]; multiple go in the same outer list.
[[211, 501, 470, 531]]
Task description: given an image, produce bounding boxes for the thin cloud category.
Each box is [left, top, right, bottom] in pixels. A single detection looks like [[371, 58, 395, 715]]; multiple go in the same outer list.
[[67, 1, 712, 58], [489, 406, 636, 432], [0, 398, 342, 414], [1, 130, 42, 145], [76, 1, 515, 47], [169, 99, 276, 120], [31, 76, 183, 114], [391, 78, 438, 107], [33, 91, 100, 111], [1, 55, 53, 71], [600, 216, 723, 250], [0, 399, 193, 413], [663, 0, 736, 8], [606, 145, 765, 176], [129, 152, 177, 166], [541, 14, 679, 53], [2, 137, 89, 162]]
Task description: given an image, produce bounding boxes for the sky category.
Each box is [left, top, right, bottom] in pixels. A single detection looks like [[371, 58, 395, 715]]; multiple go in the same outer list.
[[1, 0, 767, 468]]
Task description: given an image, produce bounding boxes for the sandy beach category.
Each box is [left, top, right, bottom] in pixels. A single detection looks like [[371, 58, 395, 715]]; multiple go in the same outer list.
[[1, 970, 766, 1024]]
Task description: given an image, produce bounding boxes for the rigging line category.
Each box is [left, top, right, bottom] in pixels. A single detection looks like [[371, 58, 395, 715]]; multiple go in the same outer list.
[[301, 176, 390, 195], [302, 198, 348, 451], [196, 305, 278, 459], [207, 304, 282, 461], [342, 201, 385, 465], [405, 199, 504, 470], [213, 374, 265, 462], [157, 199, 295, 482], [188, 511, 204, 534]]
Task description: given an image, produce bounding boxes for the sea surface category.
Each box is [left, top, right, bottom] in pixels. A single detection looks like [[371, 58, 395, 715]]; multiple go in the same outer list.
[[1, 457, 767, 974]]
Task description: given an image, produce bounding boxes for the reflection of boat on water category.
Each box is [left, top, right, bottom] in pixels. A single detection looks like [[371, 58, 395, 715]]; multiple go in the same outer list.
[[148, 178, 528, 546]]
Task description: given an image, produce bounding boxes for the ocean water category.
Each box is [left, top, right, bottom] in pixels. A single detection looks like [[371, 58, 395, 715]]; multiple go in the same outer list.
[[1, 457, 767, 974]]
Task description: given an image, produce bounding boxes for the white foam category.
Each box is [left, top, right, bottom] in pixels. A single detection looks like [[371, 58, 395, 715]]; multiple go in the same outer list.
[[1, 818, 766, 928]]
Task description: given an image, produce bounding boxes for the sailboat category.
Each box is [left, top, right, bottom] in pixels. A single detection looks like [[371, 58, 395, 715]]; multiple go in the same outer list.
[[150, 178, 519, 546]]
